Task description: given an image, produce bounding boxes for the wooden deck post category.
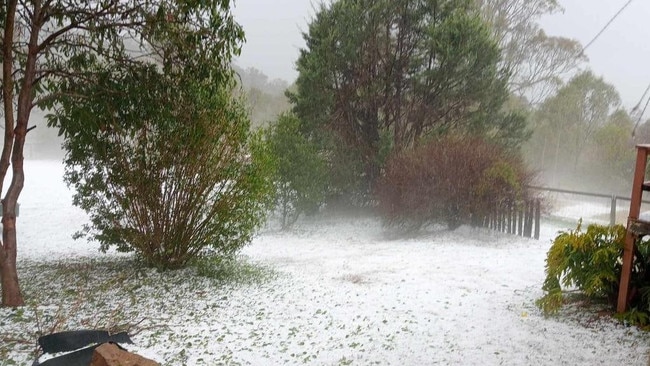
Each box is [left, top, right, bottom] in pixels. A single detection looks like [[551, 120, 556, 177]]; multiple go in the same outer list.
[[617, 145, 650, 313]]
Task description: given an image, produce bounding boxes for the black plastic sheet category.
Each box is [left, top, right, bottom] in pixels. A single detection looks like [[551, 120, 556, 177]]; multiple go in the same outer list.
[[33, 330, 133, 366]]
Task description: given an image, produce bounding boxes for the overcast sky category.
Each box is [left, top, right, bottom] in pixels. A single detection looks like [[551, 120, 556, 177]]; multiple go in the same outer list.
[[232, 0, 650, 109]]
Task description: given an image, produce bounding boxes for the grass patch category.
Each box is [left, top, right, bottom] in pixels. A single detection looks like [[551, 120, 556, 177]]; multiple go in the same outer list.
[[192, 255, 278, 285], [1, 254, 279, 365]]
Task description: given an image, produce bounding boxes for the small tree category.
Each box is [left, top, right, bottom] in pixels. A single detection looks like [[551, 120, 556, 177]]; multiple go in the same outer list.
[[266, 113, 328, 229], [1, 0, 222, 307], [47, 12, 274, 269], [376, 135, 534, 231]]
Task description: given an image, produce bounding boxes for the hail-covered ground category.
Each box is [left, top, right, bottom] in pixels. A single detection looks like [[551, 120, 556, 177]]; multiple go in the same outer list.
[[1, 160, 649, 365]]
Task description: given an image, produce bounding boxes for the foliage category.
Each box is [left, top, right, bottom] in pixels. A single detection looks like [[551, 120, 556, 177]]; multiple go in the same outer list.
[[586, 110, 635, 190], [476, 0, 586, 103], [2, 0, 240, 306], [233, 65, 291, 128], [46, 11, 274, 270], [290, 0, 527, 199], [376, 135, 534, 231], [51, 67, 273, 269], [526, 70, 621, 185], [537, 222, 650, 323], [323, 135, 369, 207], [266, 113, 328, 229]]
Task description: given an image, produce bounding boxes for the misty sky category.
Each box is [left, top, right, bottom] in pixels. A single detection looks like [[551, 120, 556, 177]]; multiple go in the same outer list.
[[232, 0, 650, 109]]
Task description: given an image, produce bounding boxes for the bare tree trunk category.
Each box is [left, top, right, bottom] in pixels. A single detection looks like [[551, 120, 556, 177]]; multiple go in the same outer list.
[[0, 0, 37, 307], [2, 119, 27, 307], [0, 0, 24, 307], [1, 215, 22, 306]]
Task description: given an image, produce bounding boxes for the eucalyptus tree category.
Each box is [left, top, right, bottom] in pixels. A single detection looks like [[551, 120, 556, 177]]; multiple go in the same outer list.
[[476, 0, 586, 103], [592, 110, 635, 184], [533, 71, 621, 173]]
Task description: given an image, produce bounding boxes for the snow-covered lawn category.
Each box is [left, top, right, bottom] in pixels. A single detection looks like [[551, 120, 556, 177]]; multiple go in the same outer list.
[[1, 160, 649, 365]]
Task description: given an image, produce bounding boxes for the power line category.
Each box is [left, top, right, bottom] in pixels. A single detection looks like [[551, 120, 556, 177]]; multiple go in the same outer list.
[[582, 0, 633, 53], [632, 81, 650, 137], [632, 81, 650, 113], [573, 0, 641, 136], [583, 0, 645, 137], [632, 96, 650, 138]]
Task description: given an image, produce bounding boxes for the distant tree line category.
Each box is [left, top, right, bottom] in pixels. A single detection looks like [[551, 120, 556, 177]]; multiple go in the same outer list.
[[232, 65, 291, 129]]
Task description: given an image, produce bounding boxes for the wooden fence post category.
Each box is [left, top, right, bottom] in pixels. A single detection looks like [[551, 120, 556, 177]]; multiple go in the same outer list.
[[524, 201, 533, 238]]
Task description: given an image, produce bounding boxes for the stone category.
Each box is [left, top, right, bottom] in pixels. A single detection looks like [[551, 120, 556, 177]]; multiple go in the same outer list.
[[90, 343, 159, 366]]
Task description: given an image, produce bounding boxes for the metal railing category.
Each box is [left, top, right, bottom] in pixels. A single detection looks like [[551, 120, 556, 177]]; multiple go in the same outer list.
[[529, 186, 650, 227]]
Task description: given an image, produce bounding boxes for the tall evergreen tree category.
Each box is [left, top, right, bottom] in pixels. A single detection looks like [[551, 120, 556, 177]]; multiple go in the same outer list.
[[290, 0, 527, 196]]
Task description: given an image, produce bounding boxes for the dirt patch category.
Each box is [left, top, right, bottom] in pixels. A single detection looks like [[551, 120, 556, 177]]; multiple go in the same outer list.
[[339, 274, 370, 284]]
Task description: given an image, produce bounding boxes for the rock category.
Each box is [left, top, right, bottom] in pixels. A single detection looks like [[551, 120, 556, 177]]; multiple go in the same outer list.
[[90, 343, 159, 366]]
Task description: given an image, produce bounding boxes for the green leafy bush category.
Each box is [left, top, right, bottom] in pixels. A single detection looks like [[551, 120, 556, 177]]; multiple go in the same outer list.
[[537, 222, 650, 323], [47, 23, 275, 269], [266, 113, 328, 228], [375, 135, 534, 231]]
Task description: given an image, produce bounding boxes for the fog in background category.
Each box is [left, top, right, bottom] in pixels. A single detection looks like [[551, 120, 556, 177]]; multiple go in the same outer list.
[[232, 0, 650, 109], [540, 1, 650, 110], [231, 0, 314, 83], [230, 0, 650, 196], [27, 0, 650, 199], [24, 109, 63, 160]]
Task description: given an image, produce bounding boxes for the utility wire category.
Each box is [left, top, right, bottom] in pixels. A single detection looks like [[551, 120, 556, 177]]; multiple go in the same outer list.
[[633, 94, 650, 137], [583, 0, 647, 137], [632, 82, 650, 137], [582, 0, 633, 53], [634, 82, 650, 111]]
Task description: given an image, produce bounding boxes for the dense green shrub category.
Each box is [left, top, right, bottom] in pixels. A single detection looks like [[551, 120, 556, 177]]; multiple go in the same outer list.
[[375, 135, 534, 231], [322, 134, 372, 208], [266, 113, 328, 228], [537, 222, 650, 323], [47, 21, 275, 269], [50, 65, 275, 270]]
